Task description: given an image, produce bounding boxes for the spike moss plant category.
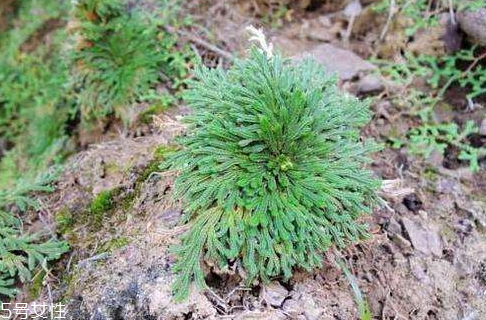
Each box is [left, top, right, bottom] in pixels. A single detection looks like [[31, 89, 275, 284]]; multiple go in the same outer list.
[[165, 48, 381, 300]]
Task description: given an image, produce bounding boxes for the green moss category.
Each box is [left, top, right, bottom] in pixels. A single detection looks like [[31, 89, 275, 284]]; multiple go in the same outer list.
[[153, 144, 178, 160], [28, 269, 46, 300], [138, 145, 178, 182], [89, 190, 115, 224], [423, 166, 439, 182], [138, 94, 175, 124], [98, 236, 130, 253], [56, 207, 75, 234], [119, 192, 136, 212], [104, 162, 122, 175]]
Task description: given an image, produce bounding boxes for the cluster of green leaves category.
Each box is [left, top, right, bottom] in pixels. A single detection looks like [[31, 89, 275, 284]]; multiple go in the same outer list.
[[0, 0, 72, 186], [71, 0, 193, 122], [378, 48, 485, 102], [0, 0, 192, 299], [408, 121, 486, 171], [164, 48, 381, 300], [261, 3, 291, 29], [372, 0, 486, 36], [375, 47, 486, 171], [0, 170, 69, 298]]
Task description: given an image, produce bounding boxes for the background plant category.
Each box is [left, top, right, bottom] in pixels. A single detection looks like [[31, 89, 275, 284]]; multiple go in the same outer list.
[[71, 0, 193, 123], [0, 0, 72, 186], [0, 0, 192, 298], [372, 0, 486, 37], [0, 170, 69, 298], [165, 46, 381, 300], [375, 46, 486, 171]]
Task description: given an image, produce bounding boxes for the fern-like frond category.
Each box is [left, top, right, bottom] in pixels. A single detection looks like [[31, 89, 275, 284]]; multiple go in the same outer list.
[[165, 48, 381, 300]]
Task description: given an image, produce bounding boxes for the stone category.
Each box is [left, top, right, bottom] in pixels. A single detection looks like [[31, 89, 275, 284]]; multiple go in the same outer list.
[[457, 8, 486, 46], [387, 216, 402, 235], [262, 282, 289, 307], [402, 193, 423, 212], [479, 118, 486, 136], [357, 74, 383, 93], [402, 217, 443, 257], [343, 0, 362, 18], [302, 297, 324, 320], [282, 298, 304, 317], [158, 209, 182, 227], [297, 44, 376, 81], [392, 233, 412, 251]]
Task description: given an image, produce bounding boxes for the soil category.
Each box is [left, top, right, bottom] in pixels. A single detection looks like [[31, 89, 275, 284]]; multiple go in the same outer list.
[[10, 1, 486, 319]]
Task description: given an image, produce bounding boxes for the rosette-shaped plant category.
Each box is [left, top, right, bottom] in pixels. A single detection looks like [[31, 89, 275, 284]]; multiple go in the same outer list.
[[166, 44, 381, 300], [71, 0, 187, 122]]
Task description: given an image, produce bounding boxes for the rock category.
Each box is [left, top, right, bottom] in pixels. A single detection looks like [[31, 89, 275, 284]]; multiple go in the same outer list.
[[402, 217, 443, 257], [387, 216, 402, 235], [282, 293, 324, 320], [65, 232, 217, 320], [480, 118, 486, 136], [392, 233, 412, 251], [456, 199, 486, 231], [402, 193, 423, 212], [158, 209, 182, 227], [305, 20, 334, 42], [457, 8, 486, 46], [302, 297, 324, 320], [262, 282, 289, 307], [297, 44, 376, 80], [271, 36, 314, 57], [436, 178, 462, 195], [409, 258, 429, 283], [282, 298, 304, 317], [343, 0, 362, 18], [356, 74, 383, 93]]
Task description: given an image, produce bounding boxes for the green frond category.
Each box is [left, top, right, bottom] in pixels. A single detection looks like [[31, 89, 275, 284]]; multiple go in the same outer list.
[[164, 48, 381, 300], [0, 172, 69, 299]]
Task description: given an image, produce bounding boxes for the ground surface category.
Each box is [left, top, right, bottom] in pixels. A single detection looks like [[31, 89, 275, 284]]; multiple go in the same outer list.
[[9, 1, 486, 319]]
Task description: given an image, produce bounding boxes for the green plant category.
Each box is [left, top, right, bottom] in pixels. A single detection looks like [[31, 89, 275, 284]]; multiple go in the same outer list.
[[71, 0, 192, 122], [0, 0, 71, 186], [0, 171, 69, 298], [89, 190, 114, 224], [375, 47, 486, 171], [261, 3, 291, 29], [372, 0, 439, 36], [164, 45, 381, 300], [408, 121, 486, 171], [372, 0, 486, 36], [337, 259, 372, 320]]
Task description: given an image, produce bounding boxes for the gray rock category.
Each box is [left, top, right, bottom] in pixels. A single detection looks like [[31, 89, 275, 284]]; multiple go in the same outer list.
[[480, 118, 486, 136], [302, 297, 324, 320], [158, 209, 182, 227], [392, 233, 412, 251], [456, 199, 486, 231], [457, 8, 486, 46], [387, 216, 402, 235], [282, 298, 304, 317], [402, 217, 443, 257], [262, 282, 289, 307], [343, 0, 362, 18], [357, 74, 383, 93], [297, 44, 376, 81], [283, 293, 324, 320]]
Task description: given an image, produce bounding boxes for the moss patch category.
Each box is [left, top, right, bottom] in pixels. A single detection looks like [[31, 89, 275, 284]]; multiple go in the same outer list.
[[98, 236, 130, 253], [138, 144, 178, 182], [28, 269, 47, 300], [89, 190, 115, 225], [56, 207, 75, 234]]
